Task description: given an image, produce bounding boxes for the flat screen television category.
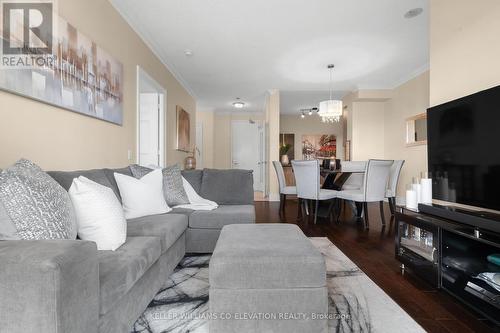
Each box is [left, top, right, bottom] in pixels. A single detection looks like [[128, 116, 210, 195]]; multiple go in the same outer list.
[[427, 85, 500, 212]]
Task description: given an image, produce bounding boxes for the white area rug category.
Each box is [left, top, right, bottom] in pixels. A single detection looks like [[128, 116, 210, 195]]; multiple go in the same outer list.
[[131, 237, 425, 333]]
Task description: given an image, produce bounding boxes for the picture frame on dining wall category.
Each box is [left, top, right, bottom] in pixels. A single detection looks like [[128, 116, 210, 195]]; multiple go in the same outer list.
[[302, 134, 336, 160], [176, 106, 190, 152]]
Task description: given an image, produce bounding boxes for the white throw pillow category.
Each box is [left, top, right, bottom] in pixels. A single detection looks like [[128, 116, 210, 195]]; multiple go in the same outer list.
[[114, 169, 171, 219], [69, 176, 126, 251]]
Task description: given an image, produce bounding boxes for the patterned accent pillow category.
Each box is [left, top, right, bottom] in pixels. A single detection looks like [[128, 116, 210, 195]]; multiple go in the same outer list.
[[0, 159, 77, 240], [130, 164, 190, 206]]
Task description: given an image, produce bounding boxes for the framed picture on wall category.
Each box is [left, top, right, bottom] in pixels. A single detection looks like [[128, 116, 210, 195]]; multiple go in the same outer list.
[[0, 10, 124, 125], [176, 106, 190, 152], [302, 134, 336, 160]]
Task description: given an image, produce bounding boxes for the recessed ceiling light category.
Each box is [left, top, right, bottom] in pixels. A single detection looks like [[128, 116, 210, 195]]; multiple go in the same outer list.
[[301, 112, 305, 119], [184, 49, 193, 57], [233, 98, 245, 108], [404, 8, 423, 19]]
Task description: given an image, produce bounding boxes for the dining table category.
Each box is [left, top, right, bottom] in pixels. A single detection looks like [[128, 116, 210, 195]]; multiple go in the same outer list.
[[316, 165, 366, 219]]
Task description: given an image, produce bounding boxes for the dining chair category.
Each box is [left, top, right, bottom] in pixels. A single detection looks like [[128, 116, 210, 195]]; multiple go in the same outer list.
[[272, 161, 297, 216], [333, 160, 366, 220], [335, 159, 393, 229], [340, 161, 367, 190], [386, 160, 405, 216], [291, 160, 337, 224]]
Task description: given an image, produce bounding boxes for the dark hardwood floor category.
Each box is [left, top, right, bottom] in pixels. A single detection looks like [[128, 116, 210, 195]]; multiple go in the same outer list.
[[254, 199, 499, 333]]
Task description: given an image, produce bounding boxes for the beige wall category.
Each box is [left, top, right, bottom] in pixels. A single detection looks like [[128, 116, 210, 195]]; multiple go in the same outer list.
[[351, 101, 386, 161], [340, 73, 429, 198], [279, 115, 344, 161], [0, 0, 195, 170], [196, 111, 215, 169], [430, 0, 500, 107], [384, 72, 429, 196]]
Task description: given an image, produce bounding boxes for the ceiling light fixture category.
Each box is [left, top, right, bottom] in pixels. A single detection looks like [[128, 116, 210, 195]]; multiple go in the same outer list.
[[300, 108, 318, 119], [404, 8, 423, 19], [184, 49, 193, 56], [318, 64, 343, 123], [232, 98, 245, 108]]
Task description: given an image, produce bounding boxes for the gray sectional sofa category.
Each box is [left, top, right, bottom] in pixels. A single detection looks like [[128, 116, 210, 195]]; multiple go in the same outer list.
[[0, 167, 255, 333]]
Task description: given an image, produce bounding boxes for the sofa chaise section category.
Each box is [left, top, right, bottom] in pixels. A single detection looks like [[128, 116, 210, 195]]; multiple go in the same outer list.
[[181, 169, 256, 253]]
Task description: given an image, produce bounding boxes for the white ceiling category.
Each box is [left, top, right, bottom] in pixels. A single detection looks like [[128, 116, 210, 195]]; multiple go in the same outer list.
[[111, 0, 429, 115]]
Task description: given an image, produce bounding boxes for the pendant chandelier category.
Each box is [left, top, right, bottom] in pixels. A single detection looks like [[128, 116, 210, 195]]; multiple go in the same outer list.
[[318, 64, 343, 123]]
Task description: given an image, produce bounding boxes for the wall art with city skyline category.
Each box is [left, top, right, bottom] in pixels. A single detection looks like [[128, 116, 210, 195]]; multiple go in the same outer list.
[[0, 11, 124, 125]]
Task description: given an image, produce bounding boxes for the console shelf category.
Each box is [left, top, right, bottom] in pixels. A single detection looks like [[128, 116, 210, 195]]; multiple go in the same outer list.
[[395, 205, 500, 326]]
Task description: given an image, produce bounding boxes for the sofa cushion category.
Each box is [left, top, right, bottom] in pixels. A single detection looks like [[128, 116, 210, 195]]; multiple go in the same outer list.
[[170, 207, 195, 217], [1, 159, 76, 240], [103, 167, 132, 202], [49, 168, 130, 203], [188, 205, 255, 229], [48, 169, 112, 192], [129, 164, 190, 206], [98, 236, 161, 315], [127, 214, 188, 253], [181, 169, 203, 194], [200, 169, 254, 205]]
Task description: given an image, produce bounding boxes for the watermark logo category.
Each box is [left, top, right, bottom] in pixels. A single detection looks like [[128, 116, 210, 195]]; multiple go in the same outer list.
[[1, 1, 54, 67]]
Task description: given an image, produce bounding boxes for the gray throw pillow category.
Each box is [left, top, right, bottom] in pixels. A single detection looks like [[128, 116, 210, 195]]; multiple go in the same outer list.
[[129, 164, 190, 206], [0, 159, 77, 240]]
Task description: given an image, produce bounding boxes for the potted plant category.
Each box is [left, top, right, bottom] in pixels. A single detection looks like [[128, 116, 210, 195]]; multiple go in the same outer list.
[[280, 144, 291, 166]]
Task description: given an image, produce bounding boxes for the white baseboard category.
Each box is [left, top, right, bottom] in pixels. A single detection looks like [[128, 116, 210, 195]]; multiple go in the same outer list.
[[267, 193, 281, 202]]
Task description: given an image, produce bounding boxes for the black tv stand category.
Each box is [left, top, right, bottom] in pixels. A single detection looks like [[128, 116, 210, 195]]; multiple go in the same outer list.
[[395, 206, 500, 326], [418, 203, 500, 234]]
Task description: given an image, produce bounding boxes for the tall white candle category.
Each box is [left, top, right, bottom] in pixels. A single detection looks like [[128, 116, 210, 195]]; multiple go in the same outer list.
[[421, 178, 433, 204], [412, 182, 422, 204], [406, 189, 418, 210]]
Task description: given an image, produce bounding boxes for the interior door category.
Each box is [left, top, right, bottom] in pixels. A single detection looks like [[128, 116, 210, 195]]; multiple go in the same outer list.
[[231, 120, 264, 191], [139, 93, 160, 167]]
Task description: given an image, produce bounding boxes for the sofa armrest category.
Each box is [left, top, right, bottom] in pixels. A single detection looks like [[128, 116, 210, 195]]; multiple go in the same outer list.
[[0, 240, 99, 333]]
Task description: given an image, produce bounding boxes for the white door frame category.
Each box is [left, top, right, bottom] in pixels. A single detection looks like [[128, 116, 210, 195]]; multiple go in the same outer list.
[[136, 66, 167, 167]]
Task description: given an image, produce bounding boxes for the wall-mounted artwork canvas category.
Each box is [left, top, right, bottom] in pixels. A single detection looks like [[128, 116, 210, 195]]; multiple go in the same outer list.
[[176, 106, 190, 152], [0, 9, 124, 124], [302, 134, 337, 160]]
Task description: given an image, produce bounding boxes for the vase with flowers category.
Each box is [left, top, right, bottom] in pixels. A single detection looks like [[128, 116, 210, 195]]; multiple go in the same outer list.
[[184, 145, 201, 170]]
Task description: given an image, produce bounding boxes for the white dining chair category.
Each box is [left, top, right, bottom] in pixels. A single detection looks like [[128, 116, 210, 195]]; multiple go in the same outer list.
[[273, 161, 297, 215], [335, 159, 393, 229], [291, 160, 337, 224], [386, 160, 405, 216], [333, 160, 366, 221], [340, 161, 367, 190]]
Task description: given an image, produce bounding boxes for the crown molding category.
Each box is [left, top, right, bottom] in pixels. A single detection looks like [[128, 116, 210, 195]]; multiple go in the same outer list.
[[109, 1, 197, 100], [389, 62, 429, 89]]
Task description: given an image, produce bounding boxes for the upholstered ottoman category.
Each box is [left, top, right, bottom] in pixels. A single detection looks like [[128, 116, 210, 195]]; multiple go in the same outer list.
[[209, 224, 328, 333]]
